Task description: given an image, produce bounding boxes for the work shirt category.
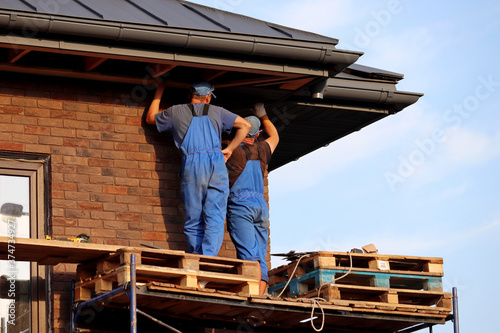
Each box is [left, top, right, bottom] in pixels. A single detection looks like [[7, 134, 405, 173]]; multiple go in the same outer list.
[[155, 103, 238, 150], [225, 141, 272, 188]]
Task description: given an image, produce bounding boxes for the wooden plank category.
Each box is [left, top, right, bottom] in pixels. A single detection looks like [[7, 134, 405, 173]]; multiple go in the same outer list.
[[0, 236, 121, 264]]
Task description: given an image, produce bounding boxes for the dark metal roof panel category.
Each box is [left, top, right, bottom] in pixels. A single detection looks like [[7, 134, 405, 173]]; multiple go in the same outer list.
[[0, 0, 338, 44]]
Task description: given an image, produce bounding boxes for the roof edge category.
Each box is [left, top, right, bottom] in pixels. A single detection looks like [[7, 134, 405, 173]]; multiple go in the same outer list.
[[0, 9, 362, 67]]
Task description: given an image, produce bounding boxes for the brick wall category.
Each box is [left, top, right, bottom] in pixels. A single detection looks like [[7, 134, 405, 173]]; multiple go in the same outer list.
[[0, 73, 271, 332]]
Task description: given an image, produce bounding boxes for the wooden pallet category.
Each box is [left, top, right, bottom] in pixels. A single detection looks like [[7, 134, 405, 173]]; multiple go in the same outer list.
[[269, 251, 443, 284], [267, 252, 449, 315], [74, 247, 260, 301], [269, 268, 443, 298], [305, 284, 452, 312]]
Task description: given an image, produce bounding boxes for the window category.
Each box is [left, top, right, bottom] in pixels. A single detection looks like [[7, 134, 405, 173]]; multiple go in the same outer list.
[[0, 152, 50, 333]]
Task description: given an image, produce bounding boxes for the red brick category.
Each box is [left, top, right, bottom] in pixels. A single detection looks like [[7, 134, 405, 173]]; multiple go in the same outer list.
[[12, 97, 37, 107], [126, 117, 142, 126], [102, 132, 126, 142], [102, 150, 126, 160], [101, 115, 126, 124], [88, 158, 113, 167], [116, 213, 141, 222], [89, 175, 114, 185], [0, 96, 11, 104], [115, 177, 139, 187], [142, 232, 166, 241], [63, 102, 88, 112], [90, 228, 116, 238], [64, 138, 89, 148], [78, 202, 103, 210], [78, 219, 103, 228], [64, 191, 90, 201], [103, 220, 129, 230], [102, 202, 128, 212], [115, 124, 138, 134], [76, 148, 101, 158], [104, 238, 130, 246], [52, 146, 76, 156], [129, 222, 153, 231], [39, 99, 63, 109], [90, 211, 116, 220], [0, 105, 23, 114], [0, 142, 24, 150], [38, 117, 63, 127], [76, 130, 100, 140], [51, 127, 76, 138], [114, 160, 139, 169], [127, 170, 151, 178], [52, 199, 78, 209], [89, 140, 113, 150], [103, 186, 128, 195], [76, 165, 101, 175], [25, 107, 50, 117], [52, 181, 77, 191], [116, 230, 141, 240], [25, 144, 51, 153], [0, 123, 23, 133], [89, 104, 114, 114], [126, 151, 151, 161], [63, 119, 89, 130], [25, 125, 50, 135], [114, 142, 139, 151], [12, 115, 37, 125], [12, 133, 38, 144]]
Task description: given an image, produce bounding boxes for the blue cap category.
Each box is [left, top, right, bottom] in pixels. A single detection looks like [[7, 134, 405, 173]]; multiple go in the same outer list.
[[244, 116, 261, 137], [191, 81, 216, 98]]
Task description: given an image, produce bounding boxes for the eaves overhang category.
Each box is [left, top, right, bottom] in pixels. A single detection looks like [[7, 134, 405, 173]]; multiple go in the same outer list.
[[0, 9, 362, 70]]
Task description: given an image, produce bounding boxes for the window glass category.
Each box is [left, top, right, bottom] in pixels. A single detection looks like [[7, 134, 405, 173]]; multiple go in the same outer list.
[[0, 175, 31, 333]]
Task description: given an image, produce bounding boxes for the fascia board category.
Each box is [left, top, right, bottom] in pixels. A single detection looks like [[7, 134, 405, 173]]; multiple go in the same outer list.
[[0, 34, 330, 77]]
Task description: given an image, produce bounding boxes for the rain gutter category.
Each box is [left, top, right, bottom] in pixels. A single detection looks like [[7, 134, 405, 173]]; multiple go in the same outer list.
[[320, 78, 424, 111], [0, 9, 362, 68]]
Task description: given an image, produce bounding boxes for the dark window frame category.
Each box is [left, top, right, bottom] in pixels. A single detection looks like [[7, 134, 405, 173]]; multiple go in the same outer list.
[[0, 150, 50, 332]]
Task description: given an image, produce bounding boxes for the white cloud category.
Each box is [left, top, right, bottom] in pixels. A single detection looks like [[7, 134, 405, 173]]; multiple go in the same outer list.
[[440, 127, 500, 165]]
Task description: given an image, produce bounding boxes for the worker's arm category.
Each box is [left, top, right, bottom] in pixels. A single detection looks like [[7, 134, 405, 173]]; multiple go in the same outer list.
[[222, 116, 251, 162], [254, 103, 279, 153], [146, 81, 168, 125]]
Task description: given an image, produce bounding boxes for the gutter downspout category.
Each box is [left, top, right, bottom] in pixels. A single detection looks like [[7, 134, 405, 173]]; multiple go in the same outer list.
[[0, 10, 362, 68]]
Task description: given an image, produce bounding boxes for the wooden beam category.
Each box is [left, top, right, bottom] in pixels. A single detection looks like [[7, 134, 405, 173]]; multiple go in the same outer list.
[[0, 63, 189, 88], [7, 48, 30, 63], [202, 69, 228, 82], [148, 63, 177, 78], [84, 56, 107, 71], [216, 75, 302, 89], [279, 77, 315, 90]]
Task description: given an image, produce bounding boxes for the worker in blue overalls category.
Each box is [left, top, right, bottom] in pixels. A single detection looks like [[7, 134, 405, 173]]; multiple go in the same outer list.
[[146, 81, 250, 256], [225, 103, 279, 295]]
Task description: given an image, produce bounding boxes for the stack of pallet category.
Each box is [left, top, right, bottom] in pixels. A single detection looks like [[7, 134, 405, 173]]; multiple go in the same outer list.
[[268, 251, 452, 317], [74, 247, 261, 302]]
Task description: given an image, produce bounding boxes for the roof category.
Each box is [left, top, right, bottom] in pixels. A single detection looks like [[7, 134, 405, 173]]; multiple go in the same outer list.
[[0, 0, 338, 43], [0, 0, 422, 171]]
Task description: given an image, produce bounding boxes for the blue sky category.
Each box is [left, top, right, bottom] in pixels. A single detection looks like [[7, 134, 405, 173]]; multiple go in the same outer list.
[[187, 1, 500, 331]]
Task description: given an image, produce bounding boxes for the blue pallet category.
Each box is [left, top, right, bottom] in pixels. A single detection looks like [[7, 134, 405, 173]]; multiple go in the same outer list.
[[268, 269, 443, 298]]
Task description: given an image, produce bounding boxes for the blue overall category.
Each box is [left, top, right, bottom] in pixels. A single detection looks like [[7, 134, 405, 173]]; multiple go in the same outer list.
[[227, 145, 269, 282], [180, 104, 229, 256]]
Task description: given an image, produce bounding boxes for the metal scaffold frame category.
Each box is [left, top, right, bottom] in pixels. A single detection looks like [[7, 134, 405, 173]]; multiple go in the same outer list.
[[69, 253, 459, 333], [70, 254, 181, 333]]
